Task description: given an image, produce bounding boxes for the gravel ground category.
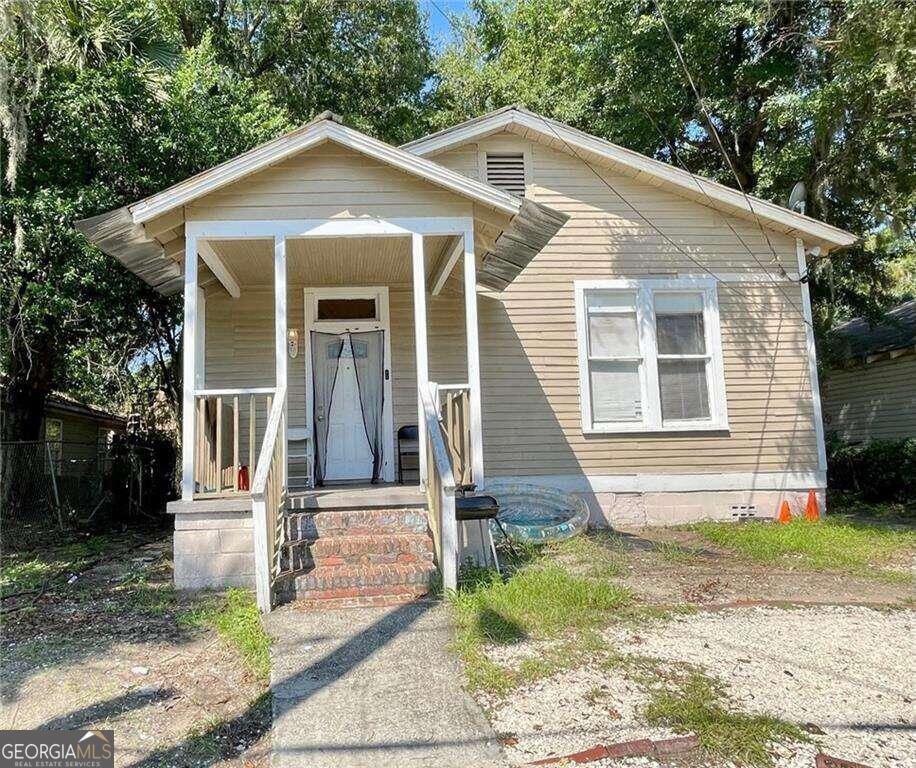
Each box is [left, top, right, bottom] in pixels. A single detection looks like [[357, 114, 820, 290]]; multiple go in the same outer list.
[[481, 606, 915, 768]]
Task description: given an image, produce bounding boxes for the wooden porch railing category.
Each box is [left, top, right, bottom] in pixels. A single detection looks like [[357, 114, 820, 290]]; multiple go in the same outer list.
[[421, 381, 458, 592], [437, 384, 472, 486], [251, 384, 287, 613], [193, 388, 275, 497]]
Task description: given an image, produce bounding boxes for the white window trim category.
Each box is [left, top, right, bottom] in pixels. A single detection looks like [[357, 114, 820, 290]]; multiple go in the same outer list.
[[574, 278, 729, 434]]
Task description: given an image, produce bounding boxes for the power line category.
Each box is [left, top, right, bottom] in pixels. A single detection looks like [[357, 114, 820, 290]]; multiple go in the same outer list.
[[651, 0, 812, 321], [424, 0, 812, 329]]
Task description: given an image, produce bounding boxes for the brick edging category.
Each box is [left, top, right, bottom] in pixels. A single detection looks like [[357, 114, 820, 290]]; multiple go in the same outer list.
[[520, 735, 700, 766]]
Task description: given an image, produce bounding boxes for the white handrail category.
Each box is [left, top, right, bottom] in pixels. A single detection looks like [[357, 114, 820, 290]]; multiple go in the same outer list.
[[420, 381, 458, 591], [251, 384, 287, 612], [194, 387, 277, 396]]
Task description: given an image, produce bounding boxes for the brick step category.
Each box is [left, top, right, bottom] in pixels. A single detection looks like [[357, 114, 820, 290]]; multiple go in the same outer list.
[[285, 508, 429, 540], [295, 585, 433, 610], [294, 561, 437, 601], [309, 534, 433, 567]]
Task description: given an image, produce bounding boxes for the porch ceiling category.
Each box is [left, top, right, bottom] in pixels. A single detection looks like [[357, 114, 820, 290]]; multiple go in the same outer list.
[[206, 235, 456, 289]]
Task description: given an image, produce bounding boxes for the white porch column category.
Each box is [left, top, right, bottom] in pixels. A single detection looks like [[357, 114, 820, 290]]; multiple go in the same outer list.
[[181, 234, 198, 500], [412, 232, 429, 483], [274, 235, 288, 485], [463, 226, 485, 485]]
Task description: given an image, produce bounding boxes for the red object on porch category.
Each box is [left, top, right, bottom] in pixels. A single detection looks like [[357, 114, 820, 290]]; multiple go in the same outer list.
[[805, 490, 820, 521], [238, 465, 250, 491], [777, 500, 792, 524]]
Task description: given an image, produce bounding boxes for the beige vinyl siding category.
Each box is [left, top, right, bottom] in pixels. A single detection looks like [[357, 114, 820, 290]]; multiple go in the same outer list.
[[186, 143, 475, 221], [202, 280, 467, 460], [436, 133, 819, 476], [822, 354, 916, 442]]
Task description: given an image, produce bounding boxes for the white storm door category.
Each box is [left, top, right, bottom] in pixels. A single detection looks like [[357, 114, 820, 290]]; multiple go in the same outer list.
[[324, 337, 373, 481]]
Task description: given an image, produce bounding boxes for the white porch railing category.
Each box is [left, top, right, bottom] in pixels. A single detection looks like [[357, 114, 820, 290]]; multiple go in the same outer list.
[[193, 387, 276, 497], [251, 384, 287, 612], [420, 381, 459, 592]]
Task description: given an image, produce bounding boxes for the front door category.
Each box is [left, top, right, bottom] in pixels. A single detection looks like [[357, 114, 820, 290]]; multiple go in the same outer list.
[[305, 287, 395, 485], [323, 337, 373, 481]]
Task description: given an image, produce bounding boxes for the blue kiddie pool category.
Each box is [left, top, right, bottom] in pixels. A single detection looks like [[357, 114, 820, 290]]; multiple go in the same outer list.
[[484, 482, 589, 544]]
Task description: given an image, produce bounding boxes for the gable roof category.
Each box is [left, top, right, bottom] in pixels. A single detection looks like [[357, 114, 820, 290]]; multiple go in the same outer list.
[[830, 299, 916, 362], [403, 106, 857, 253], [77, 111, 567, 295]]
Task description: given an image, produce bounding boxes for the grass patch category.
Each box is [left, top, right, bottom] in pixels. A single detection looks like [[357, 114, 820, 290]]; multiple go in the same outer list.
[[653, 541, 697, 563], [181, 589, 272, 682], [449, 535, 631, 694], [644, 669, 807, 767], [692, 517, 914, 578], [1, 535, 112, 594]]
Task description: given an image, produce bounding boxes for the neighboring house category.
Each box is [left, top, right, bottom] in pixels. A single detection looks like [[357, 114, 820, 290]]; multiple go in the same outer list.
[[1, 393, 127, 477], [77, 106, 855, 610], [822, 299, 916, 443]]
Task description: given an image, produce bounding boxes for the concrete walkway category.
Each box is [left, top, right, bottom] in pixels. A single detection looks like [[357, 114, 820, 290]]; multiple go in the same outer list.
[[266, 601, 505, 767]]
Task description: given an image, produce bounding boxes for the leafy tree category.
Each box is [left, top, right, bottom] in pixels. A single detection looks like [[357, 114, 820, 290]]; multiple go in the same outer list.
[[1, 0, 436, 441], [432, 0, 915, 330], [157, 0, 434, 142]]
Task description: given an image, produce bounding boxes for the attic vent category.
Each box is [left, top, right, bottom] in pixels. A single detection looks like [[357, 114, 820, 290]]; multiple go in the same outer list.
[[485, 152, 526, 197]]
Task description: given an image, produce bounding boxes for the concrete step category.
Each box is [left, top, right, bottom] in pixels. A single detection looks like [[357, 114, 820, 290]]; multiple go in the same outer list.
[[294, 561, 438, 607], [285, 508, 429, 540], [309, 533, 433, 567]]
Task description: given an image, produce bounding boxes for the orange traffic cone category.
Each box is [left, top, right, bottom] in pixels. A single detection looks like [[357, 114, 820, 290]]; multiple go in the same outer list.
[[804, 490, 820, 522], [777, 500, 792, 524]]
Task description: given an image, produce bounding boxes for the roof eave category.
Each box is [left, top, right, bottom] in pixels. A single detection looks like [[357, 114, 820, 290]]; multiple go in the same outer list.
[[404, 108, 857, 252]]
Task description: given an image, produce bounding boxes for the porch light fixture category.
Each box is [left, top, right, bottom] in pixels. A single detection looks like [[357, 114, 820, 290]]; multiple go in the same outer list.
[[287, 328, 299, 358]]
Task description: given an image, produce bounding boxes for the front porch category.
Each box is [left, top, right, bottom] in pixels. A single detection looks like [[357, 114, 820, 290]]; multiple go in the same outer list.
[[176, 218, 487, 609]]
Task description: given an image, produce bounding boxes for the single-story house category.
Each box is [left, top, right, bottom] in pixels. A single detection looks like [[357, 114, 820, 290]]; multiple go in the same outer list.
[[822, 299, 916, 442], [77, 106, 855, 610], [1, 393, 127, 476]]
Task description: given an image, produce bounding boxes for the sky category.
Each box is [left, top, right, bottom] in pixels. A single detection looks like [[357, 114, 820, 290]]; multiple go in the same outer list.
[[421, 0, 472, 52]]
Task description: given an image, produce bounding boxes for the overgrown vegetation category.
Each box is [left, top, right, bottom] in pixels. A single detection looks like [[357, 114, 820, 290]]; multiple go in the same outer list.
[[828, 438, 916, 504], [692, 518, 914, 579], [181, 588, 273, 682], [643, 668, 807, 767]]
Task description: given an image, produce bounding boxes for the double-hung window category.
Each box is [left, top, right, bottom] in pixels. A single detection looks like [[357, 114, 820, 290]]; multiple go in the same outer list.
[[575, 279, 728, 433]]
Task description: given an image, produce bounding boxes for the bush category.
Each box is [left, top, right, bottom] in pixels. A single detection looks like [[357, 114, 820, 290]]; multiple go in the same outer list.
[[828, 437, 916, 502]]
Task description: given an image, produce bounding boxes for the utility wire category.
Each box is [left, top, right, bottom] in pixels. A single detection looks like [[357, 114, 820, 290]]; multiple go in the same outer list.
[[651, 0, 814, 322], [425, 0, 812, 329]]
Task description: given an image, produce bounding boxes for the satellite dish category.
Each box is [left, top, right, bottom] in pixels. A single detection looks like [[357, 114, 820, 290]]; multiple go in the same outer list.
[[788, 181, 806, 214]]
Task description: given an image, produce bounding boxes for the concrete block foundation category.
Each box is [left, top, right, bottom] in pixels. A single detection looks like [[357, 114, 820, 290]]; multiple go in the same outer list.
[[171, 506, 255, 589]]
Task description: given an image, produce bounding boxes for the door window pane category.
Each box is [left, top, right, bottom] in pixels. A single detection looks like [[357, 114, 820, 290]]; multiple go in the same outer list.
[[588, 313, 639, 357], [317, 298, 377, 321], [590, 361, 642, 422], [658, 360, 710, 421]]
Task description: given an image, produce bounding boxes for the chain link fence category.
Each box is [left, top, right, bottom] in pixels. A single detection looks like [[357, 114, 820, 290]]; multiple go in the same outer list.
[[1, 436, 176, 530]]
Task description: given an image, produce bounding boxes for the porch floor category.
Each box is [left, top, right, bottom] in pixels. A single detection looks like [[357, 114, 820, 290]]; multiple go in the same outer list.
[[288, 482, 425, 511], [168, 483, 425, 515]]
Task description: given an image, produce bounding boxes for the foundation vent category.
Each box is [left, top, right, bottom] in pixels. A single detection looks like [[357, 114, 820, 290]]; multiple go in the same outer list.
[[729, 504, 758, 520]]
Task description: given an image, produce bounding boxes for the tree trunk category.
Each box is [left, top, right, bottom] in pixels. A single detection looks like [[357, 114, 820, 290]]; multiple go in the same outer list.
[[5, 331, 56, 440]]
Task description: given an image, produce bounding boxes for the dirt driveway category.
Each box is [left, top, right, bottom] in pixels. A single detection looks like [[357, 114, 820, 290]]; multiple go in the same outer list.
[[1, 530, 270, 767], [462, 523, 916, 768]]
